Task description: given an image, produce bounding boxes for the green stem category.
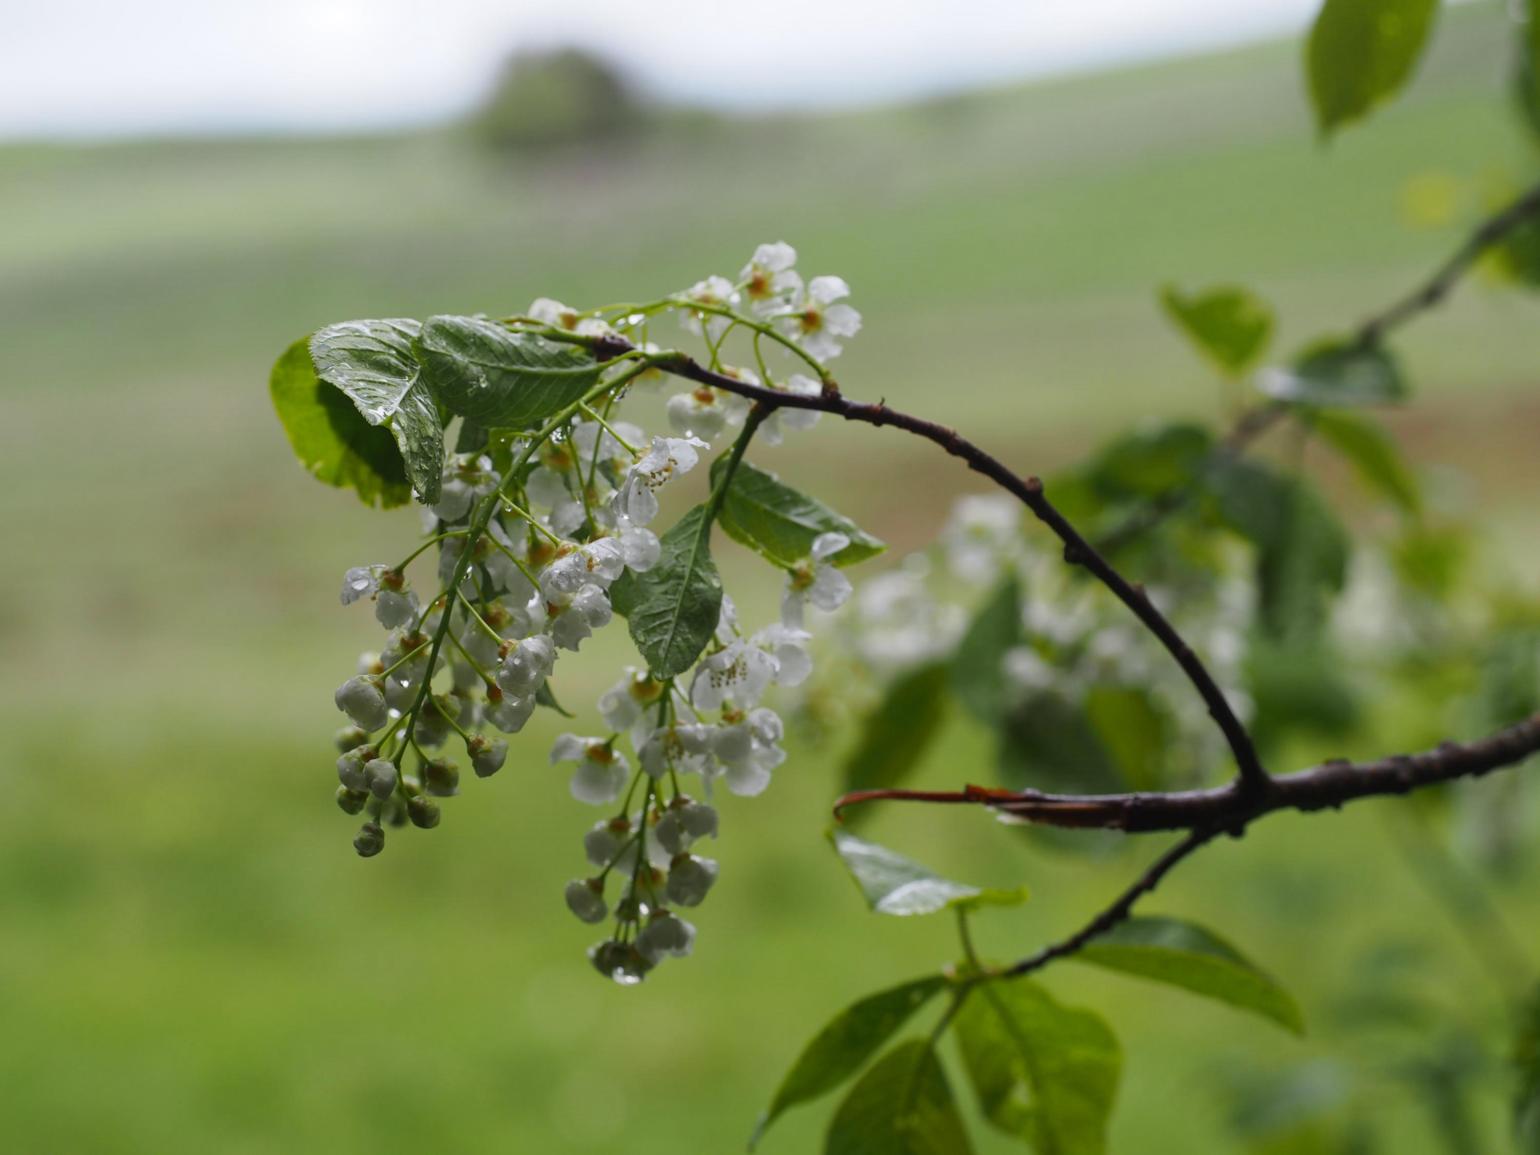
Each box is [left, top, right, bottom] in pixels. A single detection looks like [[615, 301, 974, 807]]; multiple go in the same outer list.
[[393, 529, 470, 574]]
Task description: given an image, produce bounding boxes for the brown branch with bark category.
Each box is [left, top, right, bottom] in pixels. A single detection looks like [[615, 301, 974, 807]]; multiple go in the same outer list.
[[573, 174, 1540, 984]]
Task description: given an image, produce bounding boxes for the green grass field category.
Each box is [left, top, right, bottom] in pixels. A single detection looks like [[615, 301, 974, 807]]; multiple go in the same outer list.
[[3, 5, 1538, 1151]]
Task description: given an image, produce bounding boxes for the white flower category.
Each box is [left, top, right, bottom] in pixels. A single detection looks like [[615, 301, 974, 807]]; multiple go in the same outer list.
[[469, 736, 508, 779], [782, 532, 853, 628], [552, 734, 631, 805], [340, 565, 385, 605], [1003, 645, 1055, 693], [584, 817, 634, 871], [655, 800, 718, 856], [942, 494, 1021, 583], [852, 565, 966, 669], [548, 583, 613, 651], [614, 436, 708, 527], [666, 386, 749, 440], [739, 241, 803, 314], [780, 275, 861, 360], [540, 538, 627, 600], [759, 374, 822, 446], [710, 707, 786, 796], [691, 638, 778, 712], [433, 454, 497, 522], [618, 519, 661, 572], [334, 675, 389, 731], [679, 275, 738, 340], [564, 878, 608, 924], [665, 854, 719, 907], [637, 911, 696, 962], [752, 623, 814, 687], [598, 669, 664, 732], [638, 723, 714, 780], [529, 297, 581, 329], [496, 634, 557, 697], [375, 588, 418, 629], [486, 691, 537, 734], [572, 419, 644, 471]]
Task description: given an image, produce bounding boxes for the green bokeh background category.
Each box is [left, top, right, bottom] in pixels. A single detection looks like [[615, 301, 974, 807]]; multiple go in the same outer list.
[[3, 7, 1538, 1151]]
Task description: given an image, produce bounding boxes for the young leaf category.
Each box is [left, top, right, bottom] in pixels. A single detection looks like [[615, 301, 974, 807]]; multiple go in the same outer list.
[[415, 315, 603, 428], [1306, 0, 1439, 137], [1160, 285, 1274, 376], [1084, 686, 1167, 793], [1081, 422, 1215, 502], [617, 504, 722, 678], [1310, 410, 1421, 515], [950, 576, 1022, 723], [996, 691, 1125, 795], [824, 1040, 973, 1155], [751, 976, 947, 1150], [711, 458, 884, 568], [841, 663, 950, 808], [954, 979, 1121, 1154], [828, 830, 1027, 917], [269, 337, 412, 508], [1258, 338, 1407, 408], [1073, 916, 1304, 1034]]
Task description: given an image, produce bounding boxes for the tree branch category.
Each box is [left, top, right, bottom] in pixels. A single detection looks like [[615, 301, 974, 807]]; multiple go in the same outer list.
[[591, 335, 1271, 793]]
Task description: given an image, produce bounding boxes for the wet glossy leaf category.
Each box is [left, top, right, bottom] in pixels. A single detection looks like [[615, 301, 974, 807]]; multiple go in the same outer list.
[[954, 979, 1121, 1154], [269, 337, 412, 508], [712, 458, 884, 568], [416, 315, 603, 428], [309, 318, 444, 504], [751, 976, 947, 1150], [824, 1040, 973, 1155], [1307, 0, 1439, 136], [829, 830, 1027, 917], [1161, 284, 1274, 375], [613, 504, 721, 678], [1075, 916, 1304, 1034]]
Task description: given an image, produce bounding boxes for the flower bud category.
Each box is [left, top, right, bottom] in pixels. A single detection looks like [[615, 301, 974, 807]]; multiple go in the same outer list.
[[336, 749, 368, 792], [421, 759, 460, 797], [588, 940, 651, 986], [584, 818, 633, 870], [637, 911, 696, 964], [364, 757, 398, 800], [564, 878, 608, 924], [468, 735, 508, 779], [334, 725, 370, 753], [375, 588, 418, 630], [336, 786, 369, 815], [335, 675, 389, 732], [666, 854, 719, 907], [655, 800, 718, 856], [407, 795, 441, 829], [354, 821, 385, 857]]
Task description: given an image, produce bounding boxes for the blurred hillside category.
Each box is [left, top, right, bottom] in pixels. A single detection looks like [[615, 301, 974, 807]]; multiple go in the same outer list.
[[2, 5, 1539, 1152]]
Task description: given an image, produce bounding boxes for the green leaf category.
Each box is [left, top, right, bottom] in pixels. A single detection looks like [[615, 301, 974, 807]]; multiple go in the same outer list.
[[954, 980, 1121, 1154], [841, 663, 951, 809], [1206, 461, 1349, 641], [616, 504, 722, 678], [1160, 285, 1274, 375], [711, 458, 884, 568], [535, 680, 574, 718], [829, 830, 1027, 917], [415, 315, 603, 428], [1084, 686, 1167, 793], [1259, 339, 1408, 408], [269, 337, 412, 509], [1306, 0, 1439, 137], [1514, 984, 1540, 1152], [950, 577, 1023, 723], [1074, 916, 1304, 1034], [1082, 422, 1215, 502], [1517, 1, 1540, 144], [751, 976, 948, 1150], [309, 318, 444, 505], [997, 691, 1125, 795], [1311, 410, 1420, 515], [824, 1040, 973, 1155]]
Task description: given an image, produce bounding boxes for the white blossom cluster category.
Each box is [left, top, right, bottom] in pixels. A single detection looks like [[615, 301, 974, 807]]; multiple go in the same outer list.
[[327, 242, 861, 983]]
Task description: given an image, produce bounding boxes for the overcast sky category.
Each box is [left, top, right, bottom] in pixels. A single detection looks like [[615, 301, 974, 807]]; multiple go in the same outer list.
[[3, 0, 1328, 139]]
